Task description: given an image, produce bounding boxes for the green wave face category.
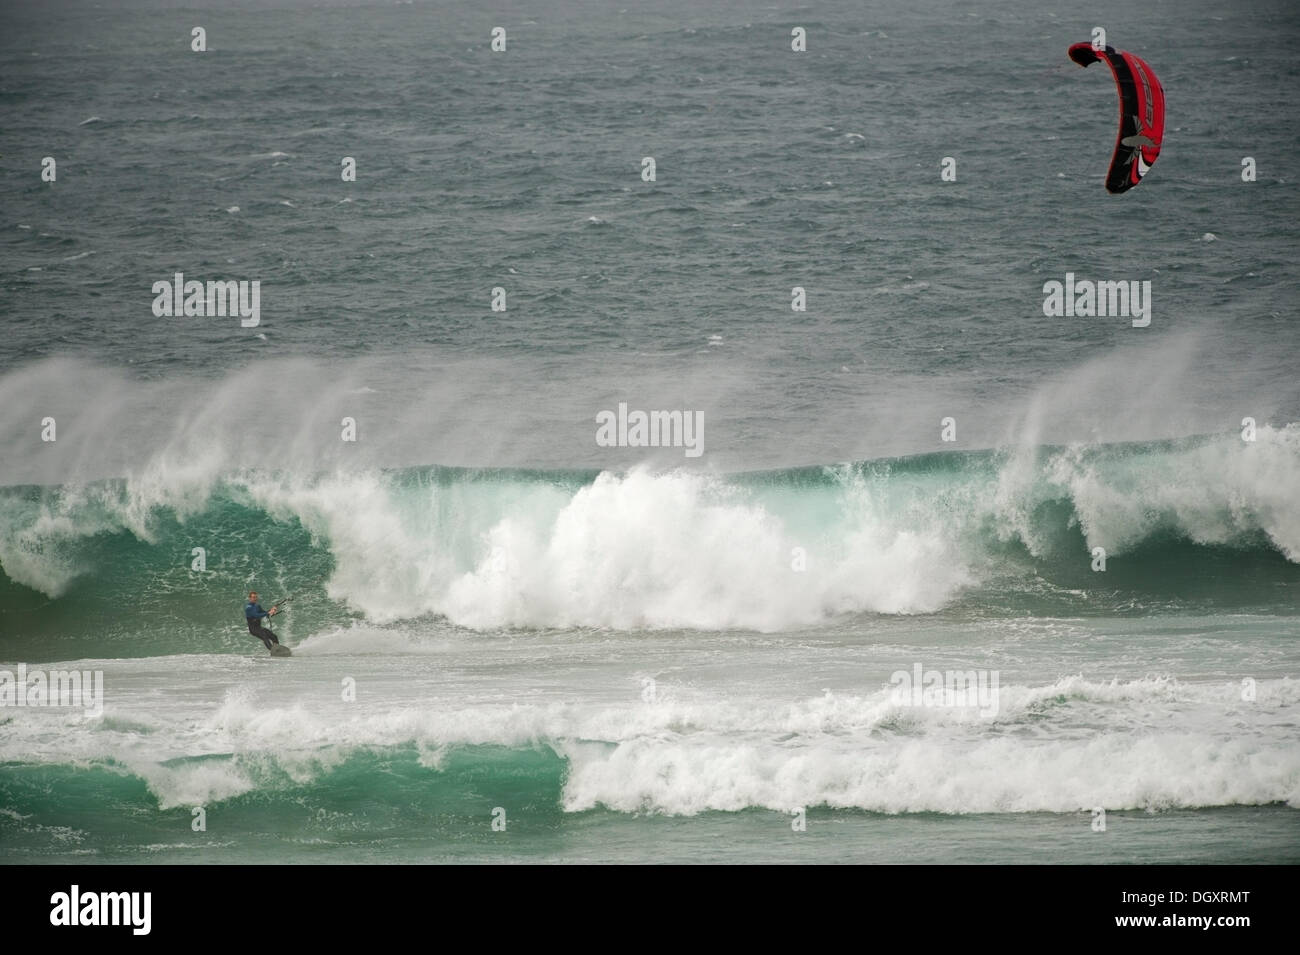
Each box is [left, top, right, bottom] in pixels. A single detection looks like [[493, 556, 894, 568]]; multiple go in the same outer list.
[[0, 744, 569, 862], [2, 427, 1298, 659]]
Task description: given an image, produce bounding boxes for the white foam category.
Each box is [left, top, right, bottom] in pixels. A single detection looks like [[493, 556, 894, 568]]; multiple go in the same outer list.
[[247, 466, 972, 630], [1047, 424, 1300, 560], [3, 670, 1294, 814], [1, 356, 1295, 628], [559, 730, 1300, 815]]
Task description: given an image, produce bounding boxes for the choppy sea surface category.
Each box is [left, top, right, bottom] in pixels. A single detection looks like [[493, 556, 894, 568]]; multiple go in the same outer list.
[[1, 0, 1297, 862]]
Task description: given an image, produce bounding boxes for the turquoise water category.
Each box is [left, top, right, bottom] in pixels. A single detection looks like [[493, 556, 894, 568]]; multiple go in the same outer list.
[[2, 620, 1298, 862], [2, 0, 1298, 863]]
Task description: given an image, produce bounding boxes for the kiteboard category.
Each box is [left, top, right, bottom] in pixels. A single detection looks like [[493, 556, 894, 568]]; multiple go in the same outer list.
[[269, 644, 293, 657]]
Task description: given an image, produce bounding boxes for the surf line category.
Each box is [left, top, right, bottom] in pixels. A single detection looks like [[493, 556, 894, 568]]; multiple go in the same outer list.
[[595, 403, 704, 458]]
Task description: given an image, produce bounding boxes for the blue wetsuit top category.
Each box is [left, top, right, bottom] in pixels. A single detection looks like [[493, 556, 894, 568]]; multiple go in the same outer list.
[[245, 601, 270, 620]]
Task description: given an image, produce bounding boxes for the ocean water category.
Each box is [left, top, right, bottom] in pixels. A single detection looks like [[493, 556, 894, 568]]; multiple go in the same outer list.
[[1, 0, 1298, 864]]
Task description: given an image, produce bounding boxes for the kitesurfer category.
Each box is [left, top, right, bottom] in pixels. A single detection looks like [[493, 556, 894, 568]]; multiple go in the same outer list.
[[244, 591, 281, 650]]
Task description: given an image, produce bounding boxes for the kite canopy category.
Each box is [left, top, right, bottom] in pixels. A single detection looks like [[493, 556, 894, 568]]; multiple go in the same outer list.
[[1068, 42, 1165, 193]]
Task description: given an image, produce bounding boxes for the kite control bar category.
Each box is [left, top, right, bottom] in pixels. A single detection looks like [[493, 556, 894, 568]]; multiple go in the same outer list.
[[268, 574, 329, 613]]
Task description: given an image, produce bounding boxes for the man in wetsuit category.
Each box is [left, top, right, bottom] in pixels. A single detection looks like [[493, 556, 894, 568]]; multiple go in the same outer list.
[[244, 591, 281, 650]]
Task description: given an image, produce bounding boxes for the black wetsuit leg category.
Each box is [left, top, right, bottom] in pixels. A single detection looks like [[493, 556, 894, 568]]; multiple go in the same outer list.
[[247, 619, 279, 649]]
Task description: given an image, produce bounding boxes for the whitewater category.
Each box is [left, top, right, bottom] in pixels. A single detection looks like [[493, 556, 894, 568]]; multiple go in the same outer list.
[[3, 0, 1298, 863], [3, 417, 1298, 861]]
